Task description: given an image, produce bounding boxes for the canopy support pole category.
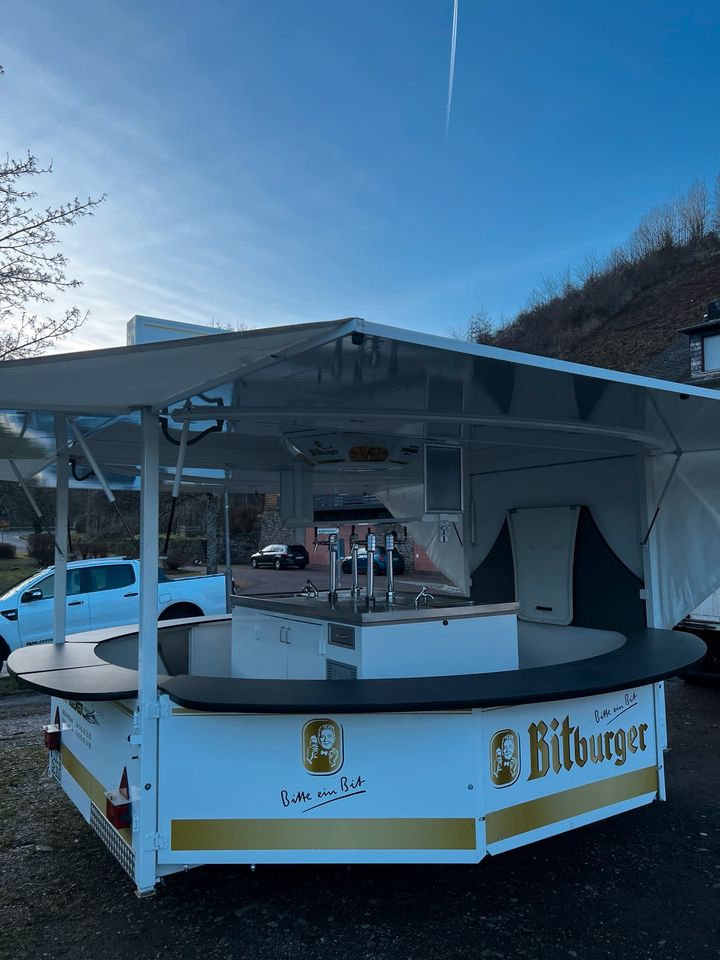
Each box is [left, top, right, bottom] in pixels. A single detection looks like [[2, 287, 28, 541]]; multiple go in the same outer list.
[[69, 418, 139, 555], [163, 419, 190, 556], [53, 415, 69, 646], [9, 460, 44, 522], [641, 452, 682, 547], [135, 407, 160, 897], [8, 459, 63, 554]]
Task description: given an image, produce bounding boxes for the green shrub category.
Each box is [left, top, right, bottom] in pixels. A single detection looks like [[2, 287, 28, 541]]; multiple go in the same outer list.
[[0, 542, 17, 559], [160, 536, 204, 571], [229, 502, 262, 534], [27, 532, 54, 567], [73, 537, 109, 559]]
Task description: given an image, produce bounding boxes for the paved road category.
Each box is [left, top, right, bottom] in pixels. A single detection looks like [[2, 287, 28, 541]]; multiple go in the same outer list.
[[0, 528, 31, 555]]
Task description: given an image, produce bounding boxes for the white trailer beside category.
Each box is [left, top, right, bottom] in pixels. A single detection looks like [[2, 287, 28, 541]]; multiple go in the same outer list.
[[5, 318, 715, 895]]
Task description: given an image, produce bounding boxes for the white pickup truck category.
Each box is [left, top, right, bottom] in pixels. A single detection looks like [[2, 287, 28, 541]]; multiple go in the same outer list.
[[0, 557, 227, 669]]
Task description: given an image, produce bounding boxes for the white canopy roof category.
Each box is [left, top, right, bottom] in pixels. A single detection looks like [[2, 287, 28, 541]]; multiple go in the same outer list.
[[2, 316, 720, 627]]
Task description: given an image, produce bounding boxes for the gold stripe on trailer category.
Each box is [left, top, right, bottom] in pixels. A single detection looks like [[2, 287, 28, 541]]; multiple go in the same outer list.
[[171, 817, 477, 851], [171, 708, 269, 716], [61, 745, 132, 846], [111, 700, 134, 717], [485, 765, 658, 844]]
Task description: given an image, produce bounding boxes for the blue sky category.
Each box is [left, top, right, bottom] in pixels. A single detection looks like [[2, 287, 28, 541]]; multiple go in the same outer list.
[[2, 1, 720, 351]]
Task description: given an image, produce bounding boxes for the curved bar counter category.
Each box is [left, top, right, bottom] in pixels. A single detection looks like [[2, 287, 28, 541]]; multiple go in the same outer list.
[[8, 616, 706, 709], [9, 610, 705, 887]]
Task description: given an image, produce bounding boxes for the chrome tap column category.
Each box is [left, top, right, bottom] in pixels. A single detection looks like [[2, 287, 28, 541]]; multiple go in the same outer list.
[[385, 532, 395, 604], [328, 532, 339, 600], [350, 528, 362, 599], [366, 531, 376, 606], [313, 527, 341, 602]]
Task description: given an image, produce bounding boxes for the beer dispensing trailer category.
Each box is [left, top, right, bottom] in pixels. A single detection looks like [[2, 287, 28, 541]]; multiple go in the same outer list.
[[6, 318, 711, 895]]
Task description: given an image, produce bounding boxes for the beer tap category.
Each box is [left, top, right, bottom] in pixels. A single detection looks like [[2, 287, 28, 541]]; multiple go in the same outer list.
[[347, 525, 378, 605], [362, 530, 375, 606], [384, 531, 396, 604], [312, 528, 340, 601], [349, 526, 362, 599]]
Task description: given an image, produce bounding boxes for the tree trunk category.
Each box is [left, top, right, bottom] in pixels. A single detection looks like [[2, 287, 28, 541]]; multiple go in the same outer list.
[[205, 493, 219, 574]]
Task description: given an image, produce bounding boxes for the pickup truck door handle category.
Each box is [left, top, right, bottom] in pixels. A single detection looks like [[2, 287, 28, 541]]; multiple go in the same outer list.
[[67, 600, 84, 606], [124, 592, 138, 597]]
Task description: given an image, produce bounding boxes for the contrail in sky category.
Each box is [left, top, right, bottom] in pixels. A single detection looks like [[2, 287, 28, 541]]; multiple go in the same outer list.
[[445, 0, 459, 142]]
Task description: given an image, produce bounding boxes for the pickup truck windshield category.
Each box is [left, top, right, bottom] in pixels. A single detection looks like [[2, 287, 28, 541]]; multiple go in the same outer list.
[[0, 569, 84, 601], [0, 573, 40, 601], [0, 562, 169, 602]]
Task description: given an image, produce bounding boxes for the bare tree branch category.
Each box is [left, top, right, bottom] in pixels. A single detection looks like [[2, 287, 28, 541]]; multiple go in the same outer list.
[[0, 79, 106, 360]]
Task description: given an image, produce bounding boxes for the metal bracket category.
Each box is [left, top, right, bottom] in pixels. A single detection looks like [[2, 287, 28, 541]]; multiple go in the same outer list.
[[144, 700, 170, 719], [144, 832, 168, 851]]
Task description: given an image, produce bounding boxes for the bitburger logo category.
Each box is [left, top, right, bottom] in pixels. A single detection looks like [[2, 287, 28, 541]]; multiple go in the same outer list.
[[490, 728, 520, 787], [302, 718, 343, 775], [527, 715, 649, 780], [489, 715, 650, 786]]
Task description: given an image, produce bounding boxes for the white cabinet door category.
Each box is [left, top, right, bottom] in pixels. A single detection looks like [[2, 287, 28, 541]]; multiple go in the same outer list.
[[232, 613, 287, 679], [284, 620, 325, 679], [231, 612, 325, 679]]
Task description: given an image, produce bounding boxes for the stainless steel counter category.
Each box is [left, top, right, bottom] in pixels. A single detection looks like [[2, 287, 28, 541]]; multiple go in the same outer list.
[[231, 590, 518, 626]]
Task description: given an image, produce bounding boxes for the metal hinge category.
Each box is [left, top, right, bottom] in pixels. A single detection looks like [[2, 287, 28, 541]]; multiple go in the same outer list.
[[144, 700, 171, 719], [145, 832, 169, 851]]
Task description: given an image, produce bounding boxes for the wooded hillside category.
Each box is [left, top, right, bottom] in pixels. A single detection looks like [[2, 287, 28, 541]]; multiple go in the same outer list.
[[471, 177, 720, 379]]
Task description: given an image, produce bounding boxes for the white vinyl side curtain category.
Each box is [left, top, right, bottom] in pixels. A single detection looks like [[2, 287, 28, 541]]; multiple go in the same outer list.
[[375, 483, 468, 591], [382, 453, 720, 628], [466, 456, 644, 579], [378, 455, 644, 600], [649, 451, 720, 627]]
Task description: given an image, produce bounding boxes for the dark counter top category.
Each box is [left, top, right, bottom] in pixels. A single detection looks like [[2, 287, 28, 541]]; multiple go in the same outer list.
[[231, 591, 517, 625], [7, 621, 706, 712]]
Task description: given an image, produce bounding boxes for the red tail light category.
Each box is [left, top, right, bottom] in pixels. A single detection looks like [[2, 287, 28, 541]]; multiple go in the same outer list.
[[43, 724, 61, 751], [105, 767, 131, 829], [43, 707, 62, 751]]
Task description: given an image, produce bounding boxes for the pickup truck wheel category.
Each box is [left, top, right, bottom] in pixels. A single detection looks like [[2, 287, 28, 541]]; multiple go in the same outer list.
[[0, 637, 9, 673], [159, 603, 203, 622], [274, 559, 282, 570]]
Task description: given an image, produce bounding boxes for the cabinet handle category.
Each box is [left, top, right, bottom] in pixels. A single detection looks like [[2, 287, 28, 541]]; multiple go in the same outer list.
[[285, 627, 292, 645]]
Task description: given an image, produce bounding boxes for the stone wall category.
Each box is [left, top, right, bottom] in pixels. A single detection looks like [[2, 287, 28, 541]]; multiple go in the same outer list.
[[689, 332, 704, 378], [258, 511, 300, 550]]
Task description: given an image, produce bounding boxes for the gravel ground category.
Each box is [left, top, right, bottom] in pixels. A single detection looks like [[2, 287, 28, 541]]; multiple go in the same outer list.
[[0, 679, 718, 960]]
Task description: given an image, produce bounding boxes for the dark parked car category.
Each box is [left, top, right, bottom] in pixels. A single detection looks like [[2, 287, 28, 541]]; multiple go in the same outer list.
[[250, 544, 309, 570], [340, 547, 405, 576]]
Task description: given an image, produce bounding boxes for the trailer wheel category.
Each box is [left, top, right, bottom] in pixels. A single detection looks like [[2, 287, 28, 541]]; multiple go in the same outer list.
[[159, 603, 203, 622]]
